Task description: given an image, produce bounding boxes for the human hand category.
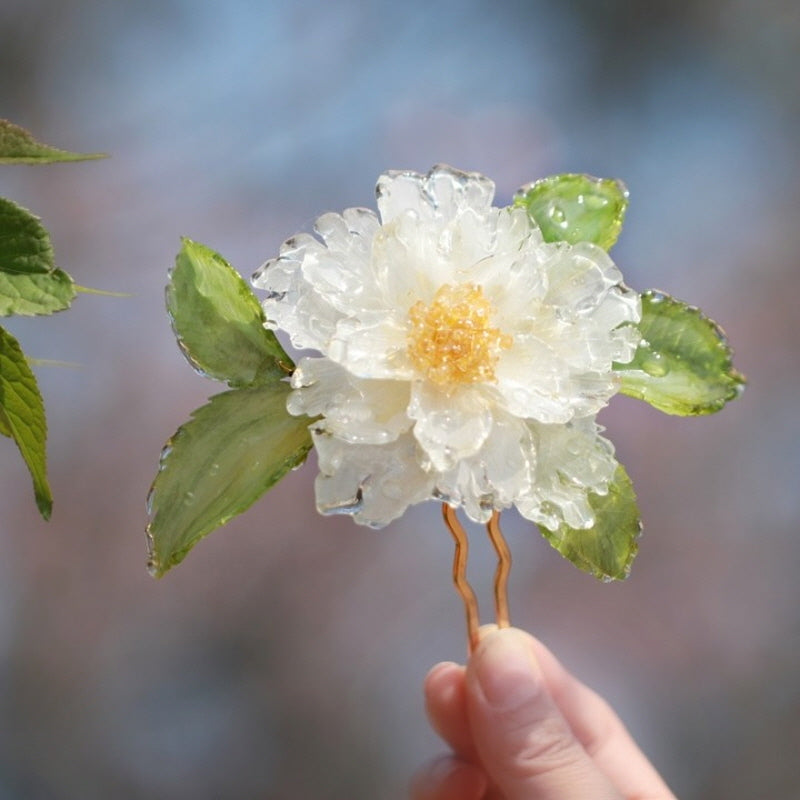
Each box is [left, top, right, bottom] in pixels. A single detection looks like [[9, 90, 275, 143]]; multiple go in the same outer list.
[[412, 627, 678, 800]]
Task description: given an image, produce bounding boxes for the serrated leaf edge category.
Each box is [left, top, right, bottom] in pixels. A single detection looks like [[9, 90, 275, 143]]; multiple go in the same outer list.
[[614, 289, 746, 415], [538, 466, 642, 581], [0, 119, 107, 164], [0, 325, 52, 518], [512, 172, 629, 250], [167, 237, 294, 387], [144, 390, 314, 578]]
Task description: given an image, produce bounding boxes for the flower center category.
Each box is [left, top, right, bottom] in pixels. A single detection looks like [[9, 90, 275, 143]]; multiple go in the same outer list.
[[407, 283, 512, 387]]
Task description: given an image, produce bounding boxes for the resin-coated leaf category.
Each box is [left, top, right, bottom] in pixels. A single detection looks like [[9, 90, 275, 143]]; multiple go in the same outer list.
[[0, 119, 106, 164], [167, 238, 293, 387], [540, 465, 640, 581], [614, 291, 745, 415], [0, 326, 51, 518], [514, 173, 628, 250], [146, 382, 313, 577]]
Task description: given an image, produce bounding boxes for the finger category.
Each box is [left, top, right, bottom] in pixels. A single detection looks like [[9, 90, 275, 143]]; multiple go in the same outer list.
[[424, 662, 476, 760], [466, 628, 622, 800], [410, 754, 488, 800], [528, 640, 678, 799], [423, 624, 500, 760]]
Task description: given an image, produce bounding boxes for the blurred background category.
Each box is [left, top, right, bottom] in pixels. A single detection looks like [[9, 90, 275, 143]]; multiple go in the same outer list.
[[0, 0, 798, 797]]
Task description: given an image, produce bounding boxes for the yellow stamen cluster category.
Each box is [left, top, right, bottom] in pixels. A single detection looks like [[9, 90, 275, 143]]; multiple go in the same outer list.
[[407, 283, 512, 388]]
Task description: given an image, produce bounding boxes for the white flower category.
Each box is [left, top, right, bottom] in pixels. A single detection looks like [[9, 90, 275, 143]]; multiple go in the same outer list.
[[253, 165, 641, 529]]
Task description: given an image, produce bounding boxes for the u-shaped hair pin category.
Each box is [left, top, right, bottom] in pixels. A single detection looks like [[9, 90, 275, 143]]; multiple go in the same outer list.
[[442, 503, 512, 654]]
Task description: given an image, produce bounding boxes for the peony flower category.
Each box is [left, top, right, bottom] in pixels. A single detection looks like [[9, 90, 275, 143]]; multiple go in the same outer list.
[[150, 163, 741, 608], [252, 165, 641, 530]]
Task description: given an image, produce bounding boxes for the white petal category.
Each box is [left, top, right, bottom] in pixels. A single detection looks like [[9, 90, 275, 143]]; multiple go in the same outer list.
[[289, 357, 411, 444], [375, 164, 495, 228], [542, 241, 622, 319], [472, 208, 545, 303], [562, 372, 619, 417], [435, 412, 534, 522], [409, 383, 493, 471], [493, 263, 639, 422], [371, 212, 451, 310], [589, 285, 642, 365], [426, 164, 495, 222], [585, 283, 641, 331], [554, 287, 641, 371], [495, 335, 576, 423], [516, 418, 618, 530], [375, 170, 429, 225], [442, 208, 500, 281], [499, 321, 619, 419], [328, 313, 414, 379], [287, 357, 347, 417], [313, 430, 434, 527], [609, 320, 643, 365], [253, 233, 341, 351], [306, 209, 384, 316]]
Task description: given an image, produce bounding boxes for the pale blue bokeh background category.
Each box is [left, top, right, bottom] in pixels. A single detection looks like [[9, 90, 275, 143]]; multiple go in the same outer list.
[[1, 1, 798, 797]]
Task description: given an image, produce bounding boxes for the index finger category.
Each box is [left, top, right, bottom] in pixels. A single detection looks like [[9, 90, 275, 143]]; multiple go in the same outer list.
[[424, 661, 476, 761]]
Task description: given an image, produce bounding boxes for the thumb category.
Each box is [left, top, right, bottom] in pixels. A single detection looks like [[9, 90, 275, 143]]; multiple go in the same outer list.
[[465, 628, 621, 800]]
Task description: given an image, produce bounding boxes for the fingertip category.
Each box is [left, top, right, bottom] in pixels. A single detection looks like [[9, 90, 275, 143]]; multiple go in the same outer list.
[[424, 660, 477, 760], [469, 627, 543, 712], [477, 623, 498, 640], [410, 755, 488, 800], [473, 625, 540, 657], [425, 661, 462, 688], [424, 662, 464, 712]]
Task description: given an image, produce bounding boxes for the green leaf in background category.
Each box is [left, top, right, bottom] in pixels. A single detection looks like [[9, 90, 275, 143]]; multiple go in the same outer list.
[[540, 465, 640, 581], [614, 291, 745, 415], [0, 198, 76, 316], [514, 173, 628, 250], [146, 382, 314, 577], [0, 119, 106, 164], [0, 197, 56, 275], [167, 238, 294, 387], [0, 268, 76, 316], [0, 326, 52, 518], [0, 120, 106, 519]]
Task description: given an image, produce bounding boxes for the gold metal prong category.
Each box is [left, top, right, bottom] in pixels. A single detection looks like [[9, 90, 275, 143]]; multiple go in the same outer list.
[[442, 503, 481, 654], [486, 511, 511, 629]]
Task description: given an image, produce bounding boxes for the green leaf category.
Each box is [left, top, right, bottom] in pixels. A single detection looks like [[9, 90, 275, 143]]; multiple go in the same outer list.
[[0, 268, 76, 316], [146, 382, 313, 577], [0, 198, 77, 315], [614, 291, 745, 415], [167, 238, 294, 387], [513, 173, 628, 250], [540, 465, 640, 581], [0, 325, 52, 518], [0, 119, 106, 164], [0, 197, 55, 275]]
